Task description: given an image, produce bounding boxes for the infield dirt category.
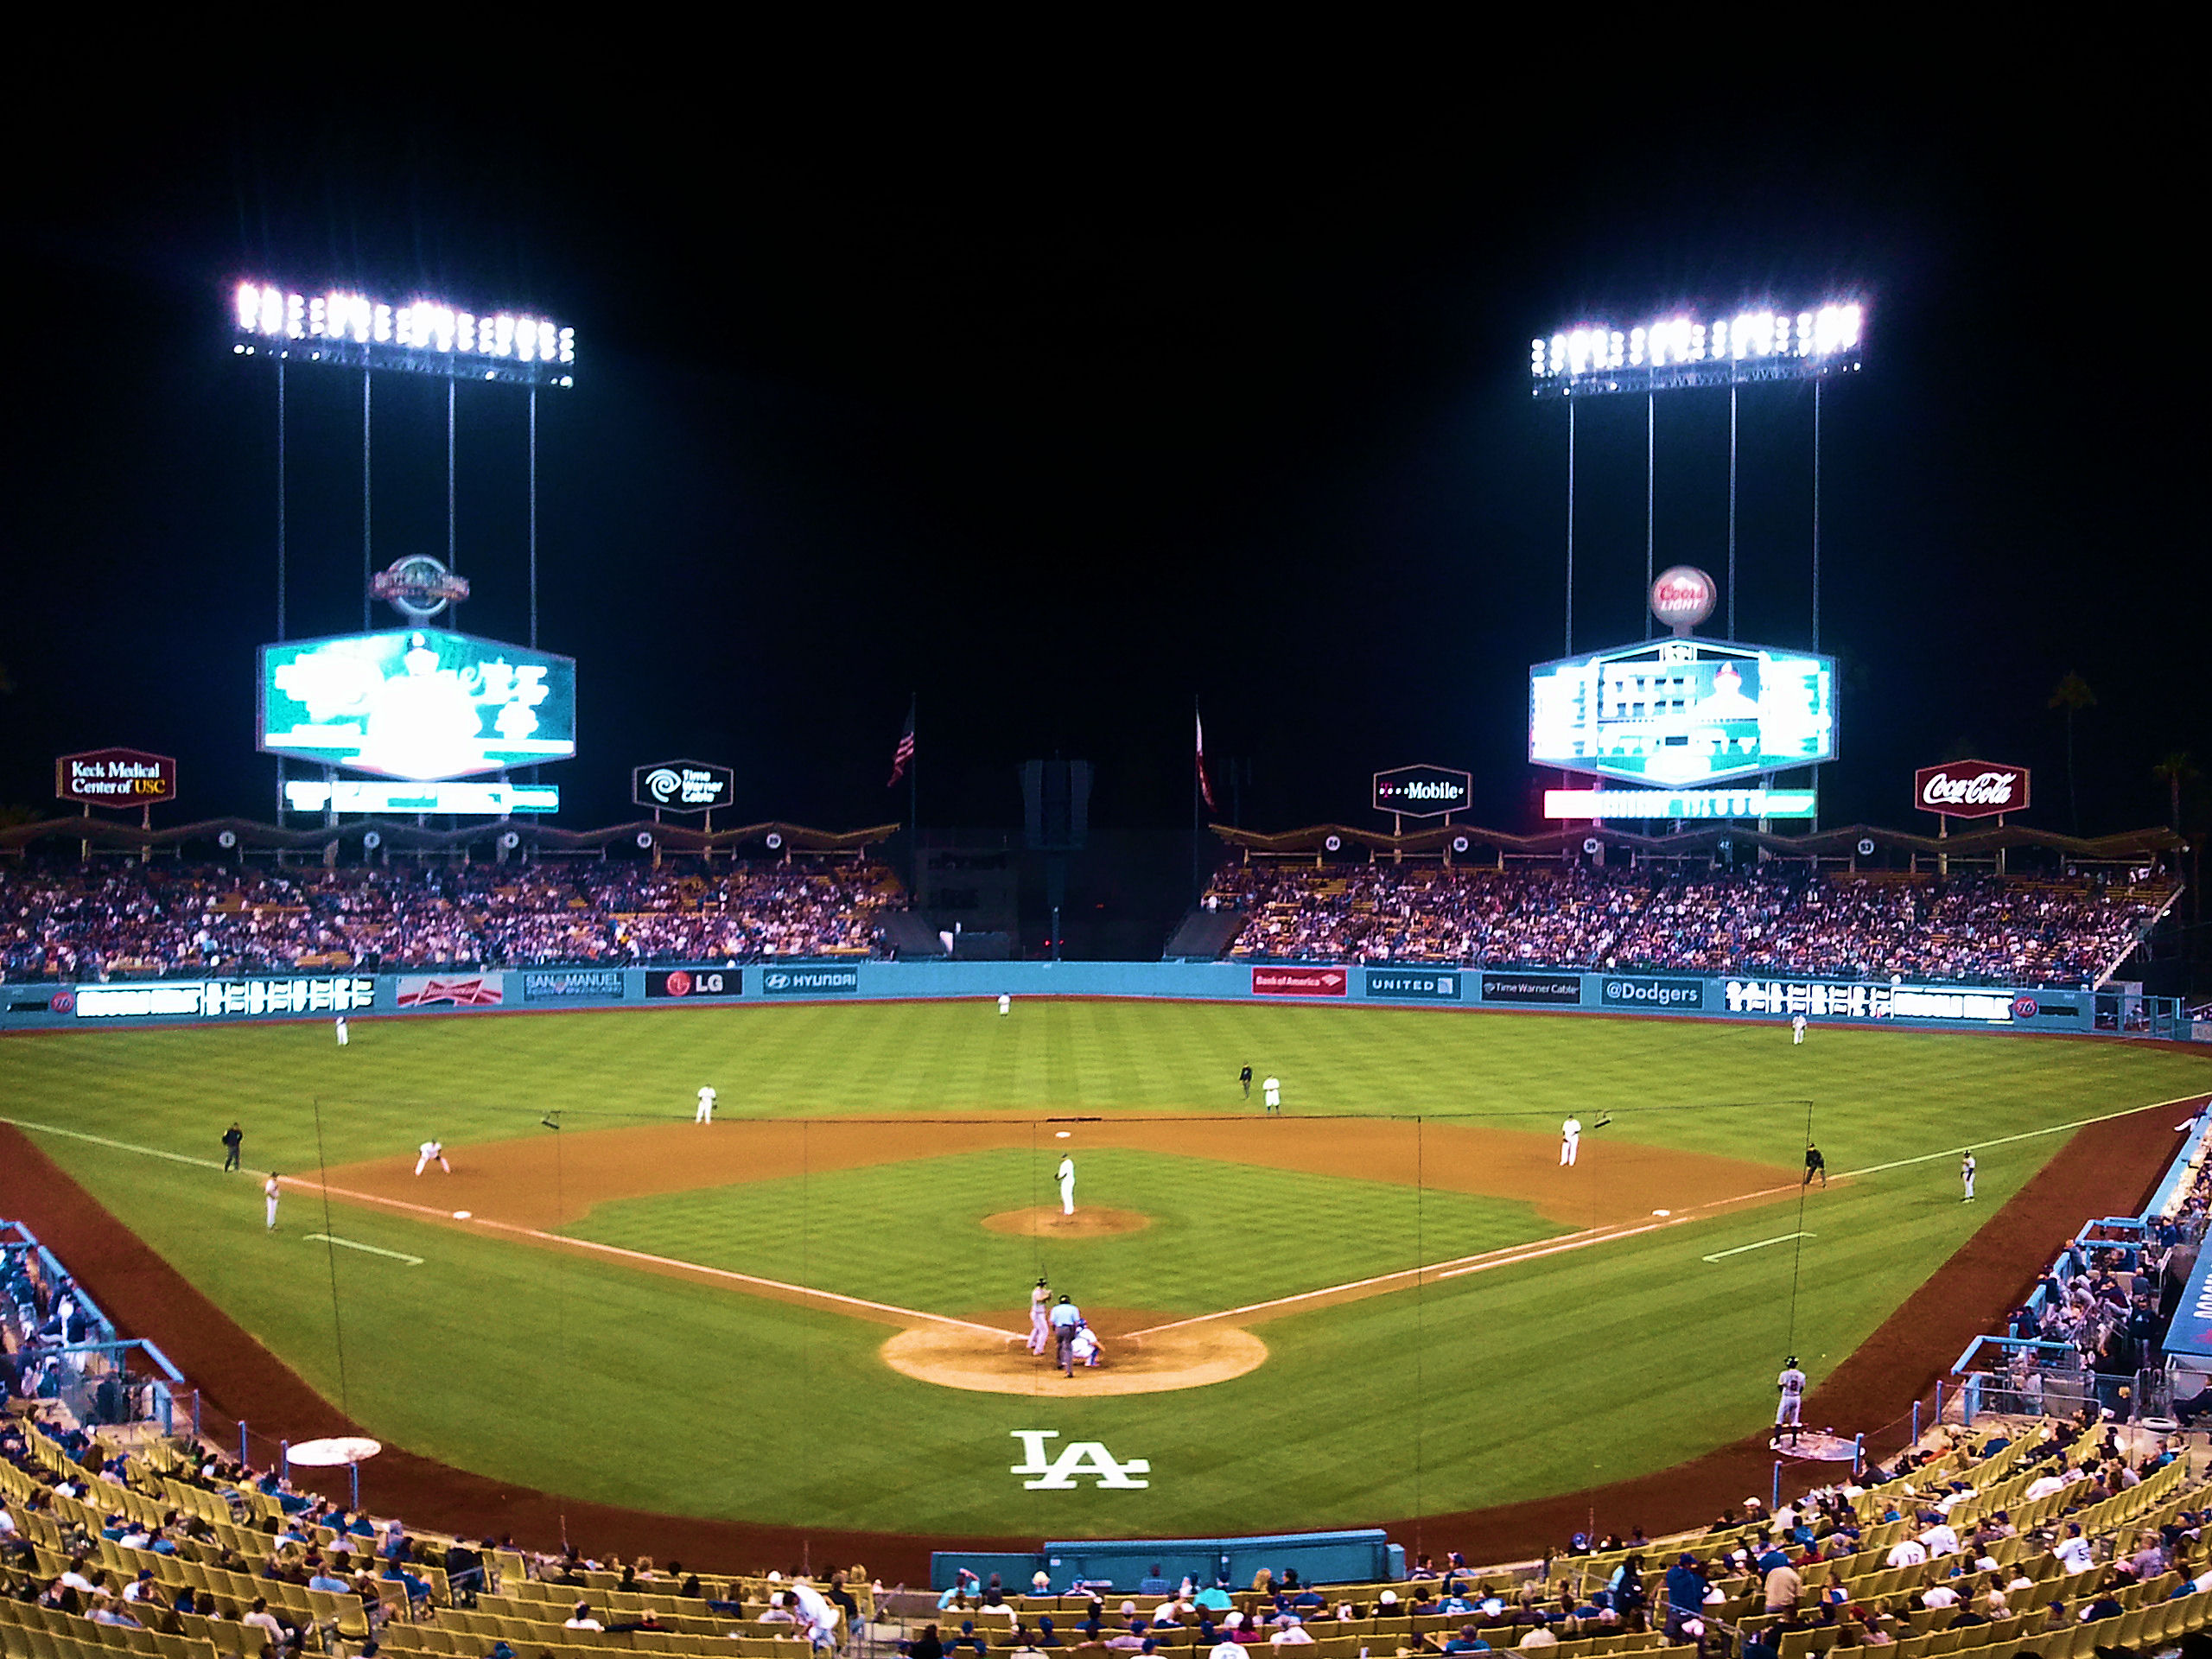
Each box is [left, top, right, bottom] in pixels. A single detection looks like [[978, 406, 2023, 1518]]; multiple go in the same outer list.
[[308, 1116, 1793, 1233]]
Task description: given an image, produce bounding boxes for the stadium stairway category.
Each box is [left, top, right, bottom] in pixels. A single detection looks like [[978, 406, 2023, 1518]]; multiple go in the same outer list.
[[877, 912, 950, 958], [1161, 907, 1247, 960]]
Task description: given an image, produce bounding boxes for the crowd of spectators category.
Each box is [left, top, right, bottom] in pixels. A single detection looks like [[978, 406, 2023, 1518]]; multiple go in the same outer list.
[[0, 858, 899, 981], [1206, 862, 2171, 988]]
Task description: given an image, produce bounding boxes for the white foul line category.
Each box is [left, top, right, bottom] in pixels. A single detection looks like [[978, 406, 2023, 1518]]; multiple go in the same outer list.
[[13, 1094, 2203, 1343], [303, 1234, 423, 1266], [1703, 1231, 1814, 1263], [1835, 1095, 2205, 1180], [3, 1111, 1001, 1338], [0, 1116, 241, 1174]]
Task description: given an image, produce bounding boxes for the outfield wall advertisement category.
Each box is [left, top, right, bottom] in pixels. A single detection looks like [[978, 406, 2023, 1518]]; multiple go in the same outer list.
[[0, 960, 2105, 1033]]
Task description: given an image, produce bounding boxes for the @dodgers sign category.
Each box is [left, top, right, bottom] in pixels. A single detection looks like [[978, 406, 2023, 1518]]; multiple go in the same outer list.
[[1010, 1431, 1150, 1489]]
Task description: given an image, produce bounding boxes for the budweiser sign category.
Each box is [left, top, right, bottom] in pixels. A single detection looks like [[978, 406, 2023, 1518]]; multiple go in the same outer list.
[[1916, 761, 2030, 819]]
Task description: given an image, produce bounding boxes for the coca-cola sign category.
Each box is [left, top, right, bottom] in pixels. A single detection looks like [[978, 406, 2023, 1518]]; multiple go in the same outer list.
[[1916, 761, 2030, 820]]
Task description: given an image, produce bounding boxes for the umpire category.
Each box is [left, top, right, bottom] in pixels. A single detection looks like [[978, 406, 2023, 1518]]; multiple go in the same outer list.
[[1049, 1294, 1084, 1376]]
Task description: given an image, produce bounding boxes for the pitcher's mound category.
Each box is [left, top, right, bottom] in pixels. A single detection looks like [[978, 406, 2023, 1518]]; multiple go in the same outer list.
[[980, 1205, 1151, 1238], [883, 1320, 1265, 1395]]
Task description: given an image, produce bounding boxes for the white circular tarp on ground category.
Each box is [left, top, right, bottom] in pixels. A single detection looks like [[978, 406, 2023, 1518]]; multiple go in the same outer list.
[[286, 1436, 382, 1466]]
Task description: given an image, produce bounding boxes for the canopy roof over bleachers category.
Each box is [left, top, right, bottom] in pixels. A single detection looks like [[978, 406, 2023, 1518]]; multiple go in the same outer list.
[[0, 817, 902, 857], [1211, 820, 2185, 863]]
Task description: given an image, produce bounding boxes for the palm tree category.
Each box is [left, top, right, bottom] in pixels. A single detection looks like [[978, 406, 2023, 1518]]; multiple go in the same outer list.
[[2049, 672, 2096, 833], [2151, 752, 2199, 834]]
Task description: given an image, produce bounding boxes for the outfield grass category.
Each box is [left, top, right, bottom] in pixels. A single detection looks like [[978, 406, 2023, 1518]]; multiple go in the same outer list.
[[4, 1000, 2208, 1536]]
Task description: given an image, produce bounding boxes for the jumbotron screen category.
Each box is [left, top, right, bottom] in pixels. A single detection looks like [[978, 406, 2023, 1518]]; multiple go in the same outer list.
[[258, 628, 576, 780], [1529, 637, 1835, 787]]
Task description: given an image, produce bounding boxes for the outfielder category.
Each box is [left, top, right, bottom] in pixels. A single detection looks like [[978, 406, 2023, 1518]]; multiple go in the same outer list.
[[1058, 1154, 1076, 1216], [264, 1173, 282, 1231], [415, 1140, 451, 1176], [1027, 1278, 1052, 1354], [998, 994, 1012, 1017], [695, 1084, 716, 1124], [335, 1015, 348, 1047], [1791, 1013, 1806, 1046], [1961, 1150, 1976, 1202], [1560, 1116, 1582, 1166], [1775, 1356, 1807, 1440], [1262, 1075, 1281, 1113]]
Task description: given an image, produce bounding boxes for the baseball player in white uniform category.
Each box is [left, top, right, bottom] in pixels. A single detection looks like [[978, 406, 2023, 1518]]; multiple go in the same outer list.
[[1791, 1014, 1806, 1046], [1071, 1322, 1103, 1369], [1058, 1154, 1076, 1216], [998, 994, 1012, 1017], [264, 1173, 282, 1230], [1560, 1116, 1582, 1166], [1961, 1151, 1976, 1201], [334, 1015, 348, 1046], [415, 1140, 450, 1176], [1027, 1279, 1052, 1354], [1262, 1076, 1281, 1113], [1775, 1356, 1807, 1440], [695, 1084, 716, 1124]]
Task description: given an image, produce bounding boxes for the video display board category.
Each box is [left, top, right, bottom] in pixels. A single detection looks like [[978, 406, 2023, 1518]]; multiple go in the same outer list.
[[1529, 638, 1834, 787], [259, 629, 575, 780]]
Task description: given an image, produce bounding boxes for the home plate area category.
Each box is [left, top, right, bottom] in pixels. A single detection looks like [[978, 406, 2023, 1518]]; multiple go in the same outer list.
[[881, 1309, 1268, 1395]]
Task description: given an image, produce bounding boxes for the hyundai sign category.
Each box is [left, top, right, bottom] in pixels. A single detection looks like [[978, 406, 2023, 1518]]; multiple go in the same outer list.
[[258, 629, 576, 780], [1530, 637, 1836, 787], [1373, 764, 1471, 819]]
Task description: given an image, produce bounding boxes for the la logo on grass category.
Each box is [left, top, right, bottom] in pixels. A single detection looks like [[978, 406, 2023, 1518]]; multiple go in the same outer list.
[[1010, 1431, 1150, 1490]]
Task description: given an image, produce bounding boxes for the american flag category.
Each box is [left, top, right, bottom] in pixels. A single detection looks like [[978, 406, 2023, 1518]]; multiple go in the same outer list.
[[1195, 708, 1219, 814], [887, 700, 916, 787]]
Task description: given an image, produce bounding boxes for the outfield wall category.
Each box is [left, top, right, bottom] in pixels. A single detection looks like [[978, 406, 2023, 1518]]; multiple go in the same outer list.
[[0, 959, 2108, 1034]]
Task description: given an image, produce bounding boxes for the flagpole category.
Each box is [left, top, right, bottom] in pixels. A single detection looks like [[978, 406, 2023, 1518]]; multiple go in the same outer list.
[[1192, 696, 1202, 907], [908, 692, 918, 898]]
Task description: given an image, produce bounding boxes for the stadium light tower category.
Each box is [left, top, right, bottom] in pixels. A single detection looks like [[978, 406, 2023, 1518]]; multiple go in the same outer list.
[[231, 281, 576, 821], [1531, 300, 1863, 652]]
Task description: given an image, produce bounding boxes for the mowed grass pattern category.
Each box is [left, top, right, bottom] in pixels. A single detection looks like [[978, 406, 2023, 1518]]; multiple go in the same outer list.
[[4, 999, 2209, 1534], [564, 1147, 1563, 1316]]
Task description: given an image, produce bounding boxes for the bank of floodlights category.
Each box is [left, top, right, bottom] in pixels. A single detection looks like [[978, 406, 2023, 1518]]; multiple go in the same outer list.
[[1531, 302, 1862, 397], [231, 282, 575, 387]]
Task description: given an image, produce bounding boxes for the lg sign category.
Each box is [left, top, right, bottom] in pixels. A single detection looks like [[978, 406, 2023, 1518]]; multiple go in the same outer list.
[[1916, 761, 2029, 820]]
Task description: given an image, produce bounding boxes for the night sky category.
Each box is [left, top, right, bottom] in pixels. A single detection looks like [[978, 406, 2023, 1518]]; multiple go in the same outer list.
[[2, 85, 2202, 859]]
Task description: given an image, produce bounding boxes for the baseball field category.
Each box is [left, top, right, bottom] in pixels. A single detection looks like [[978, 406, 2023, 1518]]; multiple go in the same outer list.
[[3, 996, 2208, 1542]]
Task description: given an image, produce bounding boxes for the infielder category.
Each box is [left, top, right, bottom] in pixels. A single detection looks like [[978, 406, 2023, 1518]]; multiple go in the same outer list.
[[1057, 1154, 1076, 1216], [1961, 1150, 1976, 1202], [1560, 1116, 1582, 1166], [415, 1140, 451, 1176], [998, 994, 1012, 1017], [335, 1015, 348, 1047], [1027, 1278, 1052, 1354], [264, 1173, 282, 1231], [1775, 1356, 1807, 1440], [1262, 1075, 1281, 1113], [1791, 1013, 1806, 1046], [695, 1084, 716, 1124]]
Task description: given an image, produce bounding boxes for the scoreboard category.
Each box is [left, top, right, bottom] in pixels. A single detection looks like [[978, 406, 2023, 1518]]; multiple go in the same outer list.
[[1530, 637, 1834, 787]]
